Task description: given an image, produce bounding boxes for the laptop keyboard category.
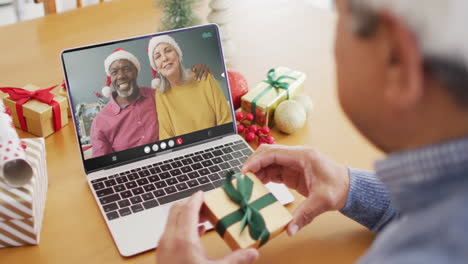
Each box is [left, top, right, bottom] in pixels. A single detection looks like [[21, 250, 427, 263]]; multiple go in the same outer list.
[[90, 140, 253, 221]]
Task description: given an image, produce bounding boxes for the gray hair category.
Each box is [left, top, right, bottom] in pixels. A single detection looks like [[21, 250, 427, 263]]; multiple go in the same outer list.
[[157, 62, 193, 93], [348, 0, 468, 107]]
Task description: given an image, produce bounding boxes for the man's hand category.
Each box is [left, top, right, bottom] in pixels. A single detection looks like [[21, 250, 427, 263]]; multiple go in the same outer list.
[[157, 191, 259, 264], [242, 144, 350, 236], [191, 64, 212, 81]]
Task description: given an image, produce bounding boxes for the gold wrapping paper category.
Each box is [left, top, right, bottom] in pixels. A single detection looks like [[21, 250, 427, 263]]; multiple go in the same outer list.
[[51, 83, 72, 117], [2, 84, 68, 137], [0, 91, 7, 100], [203, 172, 292, 250], [0, 138, 48, 247], [240, 67, 306, 127]]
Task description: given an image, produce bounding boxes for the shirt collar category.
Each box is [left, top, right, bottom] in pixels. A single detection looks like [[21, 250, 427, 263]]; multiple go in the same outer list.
[[107, 87, 150, 115], [374, 136, 468, 211]]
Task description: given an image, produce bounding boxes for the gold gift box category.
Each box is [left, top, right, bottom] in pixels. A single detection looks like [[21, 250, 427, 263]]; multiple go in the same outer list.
[[240, 67, 306, 127], [1, 84, 68, 137], [0, 138, 48, 248], [203, 172, 292, 250], [51, 83, 72, 117]]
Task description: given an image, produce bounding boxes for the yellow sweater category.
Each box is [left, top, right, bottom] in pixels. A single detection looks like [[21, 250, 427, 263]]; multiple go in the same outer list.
[[156, 73, 232, 140]]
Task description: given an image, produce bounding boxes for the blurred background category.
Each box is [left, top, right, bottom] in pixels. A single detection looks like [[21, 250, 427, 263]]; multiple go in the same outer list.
[[0, 0, 332, 26], [0, 0, 111, 25]]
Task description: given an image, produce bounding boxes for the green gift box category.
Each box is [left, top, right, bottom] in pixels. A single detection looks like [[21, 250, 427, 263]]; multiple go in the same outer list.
[[240, 67, 306, 127], [203, 172, 292, 250]]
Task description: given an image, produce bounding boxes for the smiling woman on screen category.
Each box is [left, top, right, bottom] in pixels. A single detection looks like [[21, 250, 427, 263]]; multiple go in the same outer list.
[[147, 35, 232, 140]]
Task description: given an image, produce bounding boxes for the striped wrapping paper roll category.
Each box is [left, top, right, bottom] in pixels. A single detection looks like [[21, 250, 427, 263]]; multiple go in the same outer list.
[[0, 99, 34, 188], [0, 138, 47, 248]]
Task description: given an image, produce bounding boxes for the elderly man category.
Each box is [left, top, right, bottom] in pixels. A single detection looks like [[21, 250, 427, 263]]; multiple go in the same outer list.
[[90, 48, 159, 158], [157, 0, 468, 263]]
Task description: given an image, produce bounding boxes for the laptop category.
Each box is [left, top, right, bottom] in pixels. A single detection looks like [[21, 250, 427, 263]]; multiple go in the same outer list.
[[61, 24, 294, 257]]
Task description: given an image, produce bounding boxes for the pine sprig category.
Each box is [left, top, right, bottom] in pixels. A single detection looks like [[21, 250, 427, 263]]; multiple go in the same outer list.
[[156, 0, 201, 31]]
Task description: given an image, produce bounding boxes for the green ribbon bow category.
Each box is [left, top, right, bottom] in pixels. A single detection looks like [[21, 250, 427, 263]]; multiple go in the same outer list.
[[216, 172, 277, 247], [250, 68, 297, 124]]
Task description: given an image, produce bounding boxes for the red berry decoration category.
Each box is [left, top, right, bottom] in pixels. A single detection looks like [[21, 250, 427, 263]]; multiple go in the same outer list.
[[249, 124, 258, 134], [246, 113, 254, 122], [265, 135, 275, 144], [235, 112, 244, 121], [245, 132, 256, 142], [237, 123, 245, 133], [235, 111, 275, 147]]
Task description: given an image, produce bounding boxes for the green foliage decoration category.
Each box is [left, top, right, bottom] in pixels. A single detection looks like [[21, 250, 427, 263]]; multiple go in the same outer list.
[[156, 0, 201, 31]]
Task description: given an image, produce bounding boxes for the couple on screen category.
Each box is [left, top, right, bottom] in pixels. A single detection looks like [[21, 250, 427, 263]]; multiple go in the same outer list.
[[90, 35, 232, 158]]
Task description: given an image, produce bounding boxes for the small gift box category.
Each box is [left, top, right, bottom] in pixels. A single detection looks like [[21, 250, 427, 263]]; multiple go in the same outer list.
[[240, 67, 306, 127], [203, 172, 292, 250], [51, 81, 72, 117], [0, 138, 48, 248], [0, 84, 68, 137]]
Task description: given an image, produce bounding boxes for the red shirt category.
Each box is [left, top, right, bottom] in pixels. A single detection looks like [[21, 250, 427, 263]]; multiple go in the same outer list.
[[90, 87, 158, 158]]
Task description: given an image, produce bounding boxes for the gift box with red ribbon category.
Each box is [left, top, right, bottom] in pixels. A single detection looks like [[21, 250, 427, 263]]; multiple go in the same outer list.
[[51, 81, 71, 117], [0, 84, 68, 137]]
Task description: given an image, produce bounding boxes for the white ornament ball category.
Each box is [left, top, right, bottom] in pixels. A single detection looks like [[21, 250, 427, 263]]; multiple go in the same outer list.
[[274, 100, 307, 134], [292, 94, 314, 118]]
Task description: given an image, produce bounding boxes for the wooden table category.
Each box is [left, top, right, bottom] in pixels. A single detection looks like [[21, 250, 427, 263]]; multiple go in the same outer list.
[[0, 0, 381, 263]]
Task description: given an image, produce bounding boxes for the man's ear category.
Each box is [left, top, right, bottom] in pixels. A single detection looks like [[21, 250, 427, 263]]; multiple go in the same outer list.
[[380, 11, 424, 111]]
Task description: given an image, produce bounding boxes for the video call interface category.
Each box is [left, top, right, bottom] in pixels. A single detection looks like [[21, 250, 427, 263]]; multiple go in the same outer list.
[[62, 25, 233, 163]]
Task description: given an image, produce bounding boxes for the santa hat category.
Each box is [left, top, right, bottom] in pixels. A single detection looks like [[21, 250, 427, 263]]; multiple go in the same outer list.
[[102, 48, 141, 97], [147, 35, 183, 89]]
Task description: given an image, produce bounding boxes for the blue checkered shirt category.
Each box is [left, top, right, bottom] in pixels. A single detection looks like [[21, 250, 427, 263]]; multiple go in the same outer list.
[[340, 137, 468, 263]]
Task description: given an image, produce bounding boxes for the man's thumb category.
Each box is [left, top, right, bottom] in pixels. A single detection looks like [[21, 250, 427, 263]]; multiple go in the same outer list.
[[288, 196, 323, 236], [221, 248, 259, 264]]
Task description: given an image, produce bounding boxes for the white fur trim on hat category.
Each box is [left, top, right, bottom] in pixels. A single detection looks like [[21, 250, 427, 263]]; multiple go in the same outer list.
[[147, 35, 183, 71], [104, 49, 141, 76], [151, 78, 161, 89], [102, 86, 112, 98]]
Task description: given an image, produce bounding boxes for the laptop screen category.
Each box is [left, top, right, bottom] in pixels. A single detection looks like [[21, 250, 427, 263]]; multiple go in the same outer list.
[[61, 24, 235, 173]]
